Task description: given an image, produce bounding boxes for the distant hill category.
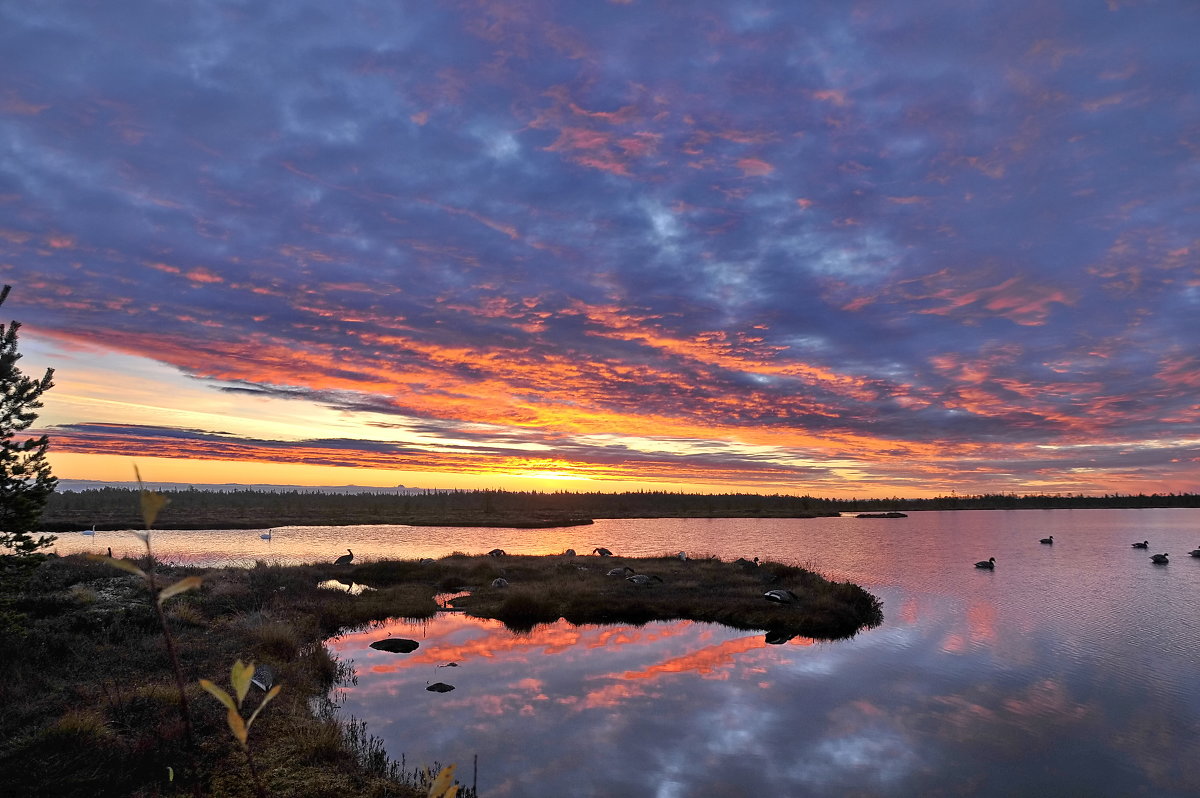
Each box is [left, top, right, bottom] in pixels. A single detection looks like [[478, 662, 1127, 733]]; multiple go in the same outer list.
[[54, 479, 425, 495]]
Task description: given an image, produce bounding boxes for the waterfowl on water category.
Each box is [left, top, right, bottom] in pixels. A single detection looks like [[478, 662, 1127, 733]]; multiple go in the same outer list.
[[487, 548, 506, 557], [593, 547, 613, 556], [1150, 553, 1169, 564], [106, 547, 112, 558], [975, 557, 996, 569], [1040, 536, 1054, 544], [764, 589, 799, 604], [334, 549, 354, 565], [1190, 549, 1200, 558], [626, 574, 663, 585], [260, 531, 272, 540], [1132, 541, 1149, 549], [81, 524, 96, 536]]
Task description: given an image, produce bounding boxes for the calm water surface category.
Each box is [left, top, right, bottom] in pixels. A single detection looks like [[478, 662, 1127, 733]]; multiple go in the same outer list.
[[54, 509, 1200, 796]]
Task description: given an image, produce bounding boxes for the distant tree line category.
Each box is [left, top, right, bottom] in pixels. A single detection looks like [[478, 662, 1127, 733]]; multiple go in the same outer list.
[[36, 486, 1200, 531]]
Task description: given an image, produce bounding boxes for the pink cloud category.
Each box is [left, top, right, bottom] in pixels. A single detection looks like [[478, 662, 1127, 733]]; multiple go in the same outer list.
[[736, 157, 774, 176]]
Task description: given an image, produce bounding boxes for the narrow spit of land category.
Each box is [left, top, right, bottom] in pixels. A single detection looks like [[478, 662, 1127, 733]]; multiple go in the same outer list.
[[0, 551, 881, 797]]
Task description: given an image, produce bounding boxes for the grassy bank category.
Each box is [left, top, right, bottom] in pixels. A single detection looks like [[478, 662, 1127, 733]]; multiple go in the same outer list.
[[0, 551, 881, 796], [390, 552, 883, 639]]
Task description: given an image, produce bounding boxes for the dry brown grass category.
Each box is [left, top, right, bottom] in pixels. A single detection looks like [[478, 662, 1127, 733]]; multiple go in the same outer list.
[[344, 553, 882, 639]]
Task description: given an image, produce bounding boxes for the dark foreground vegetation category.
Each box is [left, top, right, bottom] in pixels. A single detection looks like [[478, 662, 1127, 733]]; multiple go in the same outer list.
[[38, 487, 1200, 532], [0, 554, 447, 798], [0, 551, 880, 797]]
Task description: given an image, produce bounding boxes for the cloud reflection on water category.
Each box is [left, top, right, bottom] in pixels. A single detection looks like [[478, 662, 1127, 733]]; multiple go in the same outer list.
[[328, 588, 1200, 797]]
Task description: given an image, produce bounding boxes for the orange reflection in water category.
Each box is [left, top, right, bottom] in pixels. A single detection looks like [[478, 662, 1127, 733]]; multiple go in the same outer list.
[[611, 632, 814, 682], [327, 612, 806, 718], [332, 613, 712, 675]]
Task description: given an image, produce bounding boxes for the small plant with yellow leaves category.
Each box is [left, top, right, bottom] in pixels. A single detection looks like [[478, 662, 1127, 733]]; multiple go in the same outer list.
[[87, 466, 203, 788], [200, 659, 281, 798], [426, 764, 459, 798]]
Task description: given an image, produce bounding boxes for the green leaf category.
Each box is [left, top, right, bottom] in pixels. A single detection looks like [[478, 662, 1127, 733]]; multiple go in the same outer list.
[[231, 660, 254, 708], [157, 576, 202, 606], [428, 764, 457, 798], [199, 679, 237, 713], [85, 553, 147, 579], [246, 684, 281, 731]]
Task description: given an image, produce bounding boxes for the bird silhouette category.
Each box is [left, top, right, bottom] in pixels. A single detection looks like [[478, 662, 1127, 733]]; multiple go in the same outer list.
[[1040, 536, 1053, 544], [487, 548, 506, 557], [593, 547, 613, 556], [975, 557, 996, 569], [1150, 553, 1169, 564], [334, 549, 353, 565], [1132, 541, 1149, 549]]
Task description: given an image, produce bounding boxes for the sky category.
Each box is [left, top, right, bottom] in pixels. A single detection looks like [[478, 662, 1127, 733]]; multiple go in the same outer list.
[[2, 0, 1198, 498]]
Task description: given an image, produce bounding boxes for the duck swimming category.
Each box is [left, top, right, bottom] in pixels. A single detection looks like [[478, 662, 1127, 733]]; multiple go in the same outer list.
[[1040, 536, 1053, 544], [975, 557, 996, 569], [1150, 553, 1169, 564], [1132, 541, 1149, 549]]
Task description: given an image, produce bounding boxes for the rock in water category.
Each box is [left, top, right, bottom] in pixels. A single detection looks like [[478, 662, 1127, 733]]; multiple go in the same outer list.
[[370, 638, 420, 654]]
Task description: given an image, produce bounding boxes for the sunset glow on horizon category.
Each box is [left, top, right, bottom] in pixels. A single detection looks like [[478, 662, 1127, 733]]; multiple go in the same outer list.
[[4, 2, 1198, 498]]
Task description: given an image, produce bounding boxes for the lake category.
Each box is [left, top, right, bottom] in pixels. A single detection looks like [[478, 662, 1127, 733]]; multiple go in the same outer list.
[[52, 509, 1200, 796]]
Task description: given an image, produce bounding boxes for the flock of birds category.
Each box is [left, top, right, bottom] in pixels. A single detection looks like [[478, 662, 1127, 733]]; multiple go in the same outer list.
[[974, 538, 1200, 569], [324, 545, 796, 600]]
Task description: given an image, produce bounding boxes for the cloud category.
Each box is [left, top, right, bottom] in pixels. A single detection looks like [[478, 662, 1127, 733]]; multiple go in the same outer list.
[[4, 0, 1198, 494]]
